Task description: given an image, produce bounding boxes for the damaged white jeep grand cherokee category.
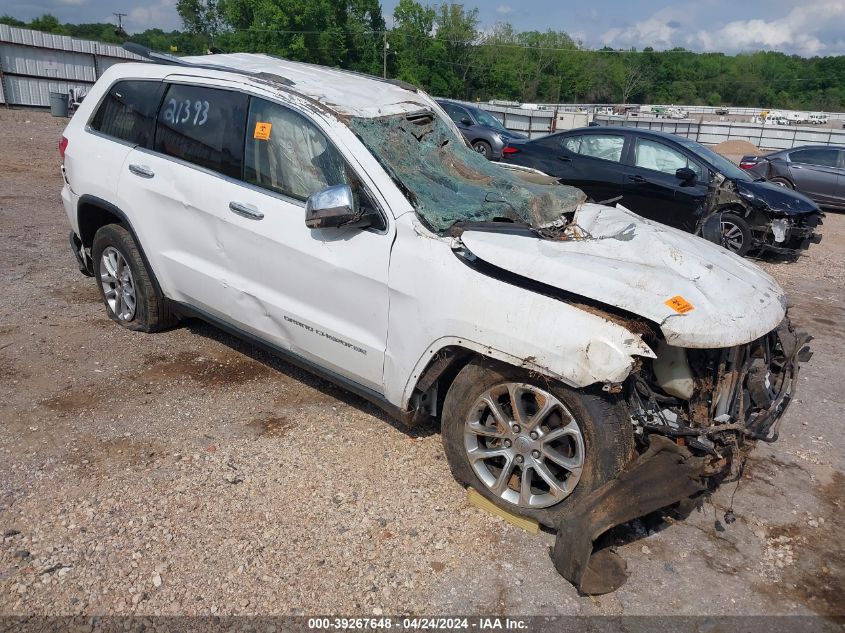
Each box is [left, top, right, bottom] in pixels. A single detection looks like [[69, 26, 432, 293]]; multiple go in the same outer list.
[[60, 52, 810, 531]]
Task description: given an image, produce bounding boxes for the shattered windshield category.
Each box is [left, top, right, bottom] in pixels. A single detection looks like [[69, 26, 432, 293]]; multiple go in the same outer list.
[[349, 112, 586, 232]]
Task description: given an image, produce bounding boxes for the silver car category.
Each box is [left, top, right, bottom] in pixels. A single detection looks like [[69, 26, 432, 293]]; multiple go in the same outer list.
[[742, 145, 845, 211], [436, 99, 526, 160]]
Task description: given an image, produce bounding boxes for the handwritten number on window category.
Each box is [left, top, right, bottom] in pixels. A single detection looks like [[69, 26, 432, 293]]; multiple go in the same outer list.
[[162, 97, 210, 127]]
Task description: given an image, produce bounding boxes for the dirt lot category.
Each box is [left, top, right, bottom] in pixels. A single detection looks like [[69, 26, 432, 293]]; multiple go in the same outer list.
[[0, 108, 843, 617]]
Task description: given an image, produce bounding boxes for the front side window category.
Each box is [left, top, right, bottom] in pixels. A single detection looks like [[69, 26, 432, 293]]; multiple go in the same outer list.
[[789, 148, 839, 168], [444, 104, 469, 125], [634, 138, 702, 178], [89, 80, 165, 147], [154, 84, 248, 179], [244, 97, 348, 201], [472, 108, 506, 131], [574, 134, 625, 162]]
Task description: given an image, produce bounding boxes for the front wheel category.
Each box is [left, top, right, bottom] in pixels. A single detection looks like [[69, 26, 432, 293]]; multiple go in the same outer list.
[[441, 359, 634, 528], [719, 212, 753, 256]]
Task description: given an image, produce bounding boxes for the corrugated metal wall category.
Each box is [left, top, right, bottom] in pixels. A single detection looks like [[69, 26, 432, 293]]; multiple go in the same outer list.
[[0, 24, 146, 107]]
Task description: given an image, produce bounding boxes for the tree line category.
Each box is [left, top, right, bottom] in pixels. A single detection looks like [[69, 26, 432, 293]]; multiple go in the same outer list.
[[3, 2, 845, 111]]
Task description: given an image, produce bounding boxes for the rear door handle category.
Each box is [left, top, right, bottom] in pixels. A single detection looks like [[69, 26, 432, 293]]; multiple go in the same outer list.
[[229, 201, 264, 220], [128, 164, 155, 179], [627, 174, 646, 183], [558, 155, 571, 162]]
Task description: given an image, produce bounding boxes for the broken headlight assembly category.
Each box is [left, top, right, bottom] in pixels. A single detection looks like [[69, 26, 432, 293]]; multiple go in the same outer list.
[[770, 218, 789, 243]]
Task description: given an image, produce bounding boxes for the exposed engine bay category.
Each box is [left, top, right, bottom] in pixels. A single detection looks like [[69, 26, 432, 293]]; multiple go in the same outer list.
[[626, 317, 812, 485]]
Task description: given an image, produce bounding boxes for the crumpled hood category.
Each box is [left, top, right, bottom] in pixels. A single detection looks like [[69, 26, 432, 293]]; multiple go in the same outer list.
[[460, 204, 787, 348], [736, 179, 820, 215]]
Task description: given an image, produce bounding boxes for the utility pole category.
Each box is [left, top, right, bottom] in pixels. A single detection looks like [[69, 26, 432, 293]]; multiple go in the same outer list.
[[383, 31, 388, 79], [113, 12, 128, 38]]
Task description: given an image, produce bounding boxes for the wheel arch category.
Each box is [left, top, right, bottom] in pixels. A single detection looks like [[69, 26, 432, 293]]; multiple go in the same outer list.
[[399, 328, 651, 421], [77, 195, 166, 297]]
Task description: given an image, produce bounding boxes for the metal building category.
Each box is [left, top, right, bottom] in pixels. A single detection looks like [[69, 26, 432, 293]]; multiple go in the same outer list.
[[0, 24, 145, 107]]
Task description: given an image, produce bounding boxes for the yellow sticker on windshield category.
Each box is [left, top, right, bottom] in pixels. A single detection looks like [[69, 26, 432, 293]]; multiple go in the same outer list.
[[254, 122, 272, 141], [665, 295, 694, 314]]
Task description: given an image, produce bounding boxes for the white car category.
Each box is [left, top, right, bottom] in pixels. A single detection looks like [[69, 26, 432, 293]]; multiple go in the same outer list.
[[60, 52, 809, 531]]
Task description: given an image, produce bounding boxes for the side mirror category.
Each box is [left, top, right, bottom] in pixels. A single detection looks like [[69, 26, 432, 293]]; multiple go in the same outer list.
[[305, 184, 362, 229], [676, 167, 696, 184], [460, 116, 472, 125]]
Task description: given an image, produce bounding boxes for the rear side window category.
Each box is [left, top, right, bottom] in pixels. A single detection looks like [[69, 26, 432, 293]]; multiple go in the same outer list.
[[565, 134, 624, 162], [244, 97, 348, 201], [789, 148, 839, 168], [154, 84, 248, 179], [89, 80, 165, 147]]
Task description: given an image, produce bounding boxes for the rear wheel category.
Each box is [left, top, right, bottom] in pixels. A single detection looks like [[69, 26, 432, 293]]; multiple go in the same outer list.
[[719, 212, 753, 256], [768, 177, 793, 189], [472, 140, 493, 160], [441, 359, 634, 527], [92, 224, 175, 332]]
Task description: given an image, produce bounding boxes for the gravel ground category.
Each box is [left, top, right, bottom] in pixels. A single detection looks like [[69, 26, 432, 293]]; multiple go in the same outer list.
[[0, 108, 843, 617]]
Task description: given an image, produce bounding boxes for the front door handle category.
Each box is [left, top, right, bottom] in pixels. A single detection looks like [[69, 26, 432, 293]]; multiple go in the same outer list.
[[558, 155, 571, 162], [627, 174, 646, 183], [229, 201, 264, 220], [128, 164, 155, 179]]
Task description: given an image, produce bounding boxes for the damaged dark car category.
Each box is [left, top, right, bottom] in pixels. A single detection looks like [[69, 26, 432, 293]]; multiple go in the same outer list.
[[501, 127, 823, 256]]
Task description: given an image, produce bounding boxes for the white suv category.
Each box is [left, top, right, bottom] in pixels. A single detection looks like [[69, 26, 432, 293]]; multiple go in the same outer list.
[[60, 52, 809, 529]]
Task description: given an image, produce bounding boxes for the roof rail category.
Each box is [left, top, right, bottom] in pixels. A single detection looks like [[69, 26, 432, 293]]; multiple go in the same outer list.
[[121, 43, 294, 86]]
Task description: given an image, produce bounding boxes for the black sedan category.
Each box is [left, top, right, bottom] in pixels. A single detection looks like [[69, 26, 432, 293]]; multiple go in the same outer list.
[[501, 127, 823, 256], [740, 145, 845, 212]]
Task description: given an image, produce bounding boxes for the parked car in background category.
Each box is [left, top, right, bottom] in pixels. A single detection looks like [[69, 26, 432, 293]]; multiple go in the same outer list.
[[787, 112, 813, 125], [808, 113, 829, 125], [741, 145, 845, 211], [436, 99, 526, 160], [714, 106, 730, 115], [501, 127, 823, 256]]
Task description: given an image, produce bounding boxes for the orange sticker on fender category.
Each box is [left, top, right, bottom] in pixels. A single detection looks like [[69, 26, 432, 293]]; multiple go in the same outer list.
[[665, 295, 694, 314], [254, 122, 272, 140]]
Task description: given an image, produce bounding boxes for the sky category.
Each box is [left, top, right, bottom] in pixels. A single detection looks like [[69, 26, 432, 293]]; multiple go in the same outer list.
[[5, 0, 845, 56]]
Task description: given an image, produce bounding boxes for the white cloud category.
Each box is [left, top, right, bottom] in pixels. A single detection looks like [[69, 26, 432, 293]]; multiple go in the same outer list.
[[496, 5, 513, 15], [600, 0, 845, 56], [54, 0, 87, 6], [688, 0, 845, 55], [126, 0, 180, 32], [601, 7, 687, 49]]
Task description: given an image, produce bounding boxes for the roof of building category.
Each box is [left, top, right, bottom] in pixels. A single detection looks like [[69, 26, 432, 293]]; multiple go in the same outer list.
[[0, 24, 144, 60], [180, 53, 432, 119]]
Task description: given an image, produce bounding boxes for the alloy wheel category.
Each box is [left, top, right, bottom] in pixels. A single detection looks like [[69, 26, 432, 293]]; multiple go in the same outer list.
[[463, 383, 584, 508], [100, 246, 137, 322], [720, 220, 745, 253]]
